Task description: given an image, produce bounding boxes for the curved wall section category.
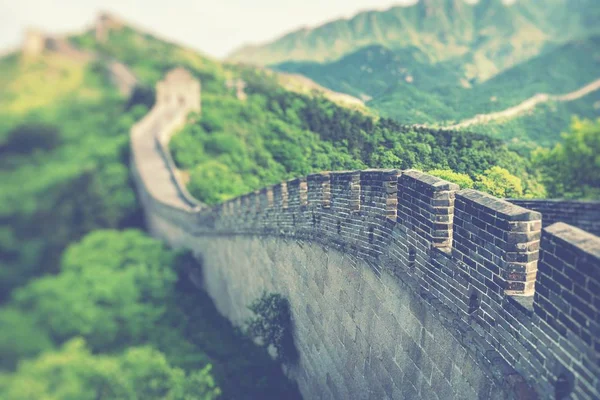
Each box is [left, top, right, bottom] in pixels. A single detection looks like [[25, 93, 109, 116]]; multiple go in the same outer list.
[[131, 69, 600, 400]]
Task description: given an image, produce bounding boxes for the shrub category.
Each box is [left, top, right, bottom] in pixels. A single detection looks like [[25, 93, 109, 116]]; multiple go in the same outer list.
[[245, 292, 298, 363]]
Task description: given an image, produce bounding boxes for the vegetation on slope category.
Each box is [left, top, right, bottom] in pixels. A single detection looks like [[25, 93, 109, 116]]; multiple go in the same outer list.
[[430, 118, 600, 200], [0, 230, 300, 399], [0, 53, 144, 300], [0, 338, 220, 400], [1, 25, 303, 399], [462, 90, 600, 150], [533, 118, 600, 199], [274, 35, 600, 146], [170, 68, 545, 204]]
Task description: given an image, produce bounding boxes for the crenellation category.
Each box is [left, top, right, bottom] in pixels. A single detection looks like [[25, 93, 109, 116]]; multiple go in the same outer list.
[[454, 189, 541, 297], [330, 171, 361, 214], [535, 223, 600, 355], [286, 177, 308, 210], [272, 182, 289, 210], [398, 170, 458, 250], [359, 169, 400, 222], [307, 172, 331, 208], [130, 68, 600, 400]]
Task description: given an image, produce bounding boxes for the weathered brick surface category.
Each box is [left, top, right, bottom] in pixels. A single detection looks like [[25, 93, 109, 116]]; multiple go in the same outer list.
[[130, 69, 600, 400]]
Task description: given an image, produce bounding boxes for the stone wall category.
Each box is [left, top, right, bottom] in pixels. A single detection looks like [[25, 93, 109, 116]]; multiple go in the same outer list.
[[509, 199, 600, 236], [20, 25, 138, 96], [131, 69, 600, 400]]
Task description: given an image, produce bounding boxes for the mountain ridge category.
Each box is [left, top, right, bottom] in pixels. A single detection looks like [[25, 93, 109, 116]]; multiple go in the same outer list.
[[228, 0, 600, 83], [274, 34, 600, 144]]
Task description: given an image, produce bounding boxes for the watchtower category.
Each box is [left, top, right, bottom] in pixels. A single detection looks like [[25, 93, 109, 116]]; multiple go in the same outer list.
[[155, 67, 201, 113], [22, 29, 46, 58]]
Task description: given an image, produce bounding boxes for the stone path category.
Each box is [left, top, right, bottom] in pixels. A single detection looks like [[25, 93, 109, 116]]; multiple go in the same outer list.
[[131, 106, 198, 210]]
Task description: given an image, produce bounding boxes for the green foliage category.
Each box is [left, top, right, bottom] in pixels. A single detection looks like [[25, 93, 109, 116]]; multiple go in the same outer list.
[[474, 167, 524, 198], [427, 169, 475, 189], [427, 167, 527, 198], [0, 308, 53, 370], [533, 118, 600, 199], [170, 69, 538, 205], [1, 232, 301, 399], [188, 160, 250, 204], [12, 230, 177, 350], [0, 80, 141, 300], [0, 338, 221, 400], [245, 292, 298, 364]]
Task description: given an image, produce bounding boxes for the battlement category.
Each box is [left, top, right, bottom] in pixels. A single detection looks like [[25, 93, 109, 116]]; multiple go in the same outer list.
[[214, 169, 547, 298], [131, 68, 600, 399]]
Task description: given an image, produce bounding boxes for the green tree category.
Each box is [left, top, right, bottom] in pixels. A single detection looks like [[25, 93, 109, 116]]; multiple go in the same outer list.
[[245, 292, 298, 363], [0, 308, 53, 370], [0, 338, 220, 400], [427, 169, 475, 189], [533, 117, 600, 199], [12, 230, 177, 351], [188, 160, 249, 204], [475, 166, 524, 198]]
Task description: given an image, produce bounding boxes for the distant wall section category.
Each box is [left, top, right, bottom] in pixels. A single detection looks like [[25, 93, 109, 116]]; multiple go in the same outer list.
[[509, 199, 600, 236]]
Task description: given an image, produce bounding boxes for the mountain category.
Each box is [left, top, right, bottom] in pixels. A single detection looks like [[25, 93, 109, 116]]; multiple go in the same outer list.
[[275, 45, 463, 102], [370, 35, 600, 120], [272, 34, 600, 145], [228, 0, 600, 82]]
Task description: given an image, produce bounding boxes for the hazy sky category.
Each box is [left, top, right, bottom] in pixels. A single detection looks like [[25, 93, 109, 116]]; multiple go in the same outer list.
[[0, 0, 423, 58]]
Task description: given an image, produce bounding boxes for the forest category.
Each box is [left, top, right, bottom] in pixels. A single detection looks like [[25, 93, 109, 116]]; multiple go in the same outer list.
[[1, 21, 599, 399]]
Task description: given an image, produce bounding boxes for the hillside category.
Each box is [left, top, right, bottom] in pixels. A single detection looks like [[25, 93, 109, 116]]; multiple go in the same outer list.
[[228, 0, 600, 82], [0, 20, 307, 399], [1, 13, 569, 299], [457, 86, 600, 150], [445, 36, 600, 119], [274, 35, 600, 145], [274, 45, 462, 102]]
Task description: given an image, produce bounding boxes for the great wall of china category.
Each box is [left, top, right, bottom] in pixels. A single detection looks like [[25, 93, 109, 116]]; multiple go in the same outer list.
[[5, 10, 598, 398], [21, 14, 138, 96], [444, 79, 600, 130], [129, 68, 600, 400]]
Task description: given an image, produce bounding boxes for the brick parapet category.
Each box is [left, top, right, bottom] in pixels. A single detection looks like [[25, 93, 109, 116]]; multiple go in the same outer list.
[[131, 68, 600, 399]]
